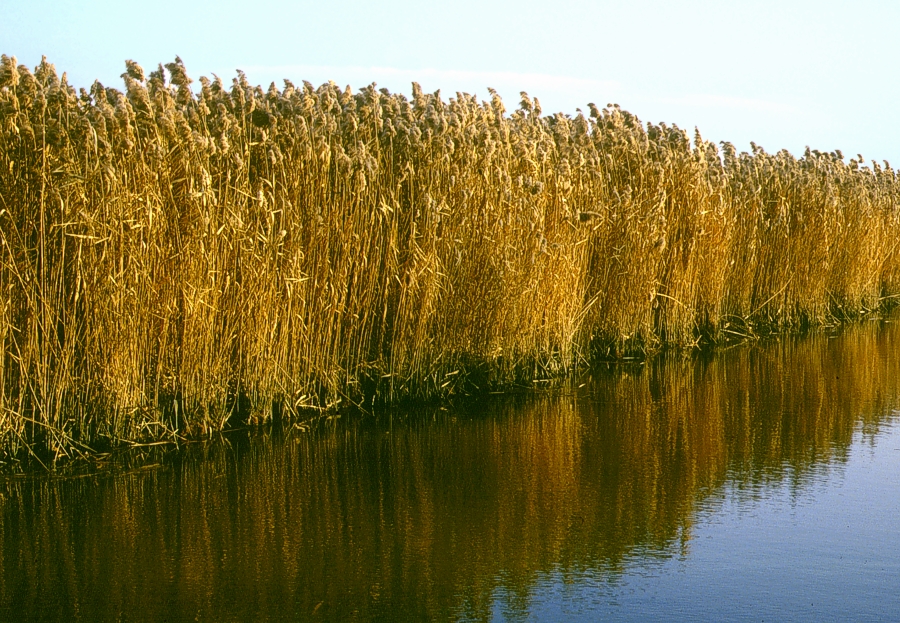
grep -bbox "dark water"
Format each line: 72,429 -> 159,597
3,318 -> 900,622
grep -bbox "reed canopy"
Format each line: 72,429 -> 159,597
1,55 -> 899,459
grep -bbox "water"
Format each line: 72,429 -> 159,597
2,318 -> 900,622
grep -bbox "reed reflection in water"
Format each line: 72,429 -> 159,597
2,318 -> 900,622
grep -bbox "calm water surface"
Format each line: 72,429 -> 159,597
3,318 -> 900,622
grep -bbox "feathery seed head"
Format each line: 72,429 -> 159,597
123,60 -> 145,83
0,55 -> 18,88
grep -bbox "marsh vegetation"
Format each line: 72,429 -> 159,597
1,55 -> 899,458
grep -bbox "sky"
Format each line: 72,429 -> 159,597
3,0 -> 899,165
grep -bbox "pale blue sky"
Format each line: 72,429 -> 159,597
3,0 -> 898,165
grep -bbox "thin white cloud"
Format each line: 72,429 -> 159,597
239,64 -> 620,100
659,93 -> 798,115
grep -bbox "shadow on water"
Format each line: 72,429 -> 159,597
2,317 -> 900,621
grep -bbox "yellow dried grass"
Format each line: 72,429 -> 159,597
1,55 -> 898,458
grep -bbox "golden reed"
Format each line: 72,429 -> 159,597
1,55 -> 899,458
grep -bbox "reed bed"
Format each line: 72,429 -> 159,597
1,55 -> 899,458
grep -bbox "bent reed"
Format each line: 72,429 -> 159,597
1,55 -> 899,460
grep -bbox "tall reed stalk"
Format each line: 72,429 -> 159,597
1,55 -> 899,458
